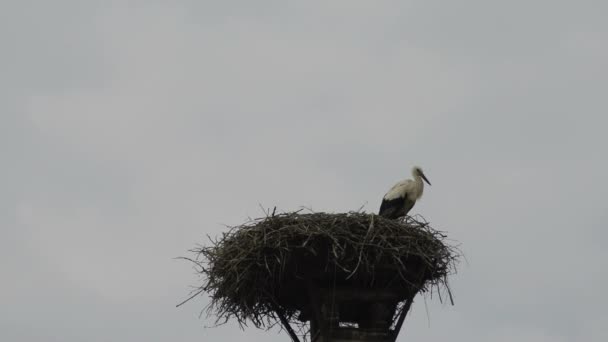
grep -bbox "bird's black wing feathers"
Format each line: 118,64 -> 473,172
379,196 -> 406,219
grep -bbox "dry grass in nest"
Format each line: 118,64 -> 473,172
180,210 -> 460,329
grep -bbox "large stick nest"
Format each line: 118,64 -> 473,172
185,210 -> 459,329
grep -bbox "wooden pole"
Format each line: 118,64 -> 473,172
306,279 -> 328,341
391,296 -> 415,342
271,302 -> 301,342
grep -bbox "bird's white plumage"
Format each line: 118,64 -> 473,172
383,179 -> 421,201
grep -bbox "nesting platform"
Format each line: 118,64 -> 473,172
187,211 -> 458,342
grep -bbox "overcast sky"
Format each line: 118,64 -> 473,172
2,1 -> 607,341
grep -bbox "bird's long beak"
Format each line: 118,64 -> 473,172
421,173 -> 431,186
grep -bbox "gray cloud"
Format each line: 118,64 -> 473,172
2,1 -> 607,341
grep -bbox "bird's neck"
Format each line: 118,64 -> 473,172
411,176 -> 424,199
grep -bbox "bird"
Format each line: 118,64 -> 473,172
379,166 -> 431,219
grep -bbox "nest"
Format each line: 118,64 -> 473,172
183,210 -> 459,330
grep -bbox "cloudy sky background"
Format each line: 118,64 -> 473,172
2,1 -> 607,341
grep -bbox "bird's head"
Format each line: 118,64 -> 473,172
412,166 -> 431,186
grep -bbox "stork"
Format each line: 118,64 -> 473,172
379,166 -> 431,219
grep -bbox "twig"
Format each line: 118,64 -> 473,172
176,288 -> 204,308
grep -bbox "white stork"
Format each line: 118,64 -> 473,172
379,166 -> 431,219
